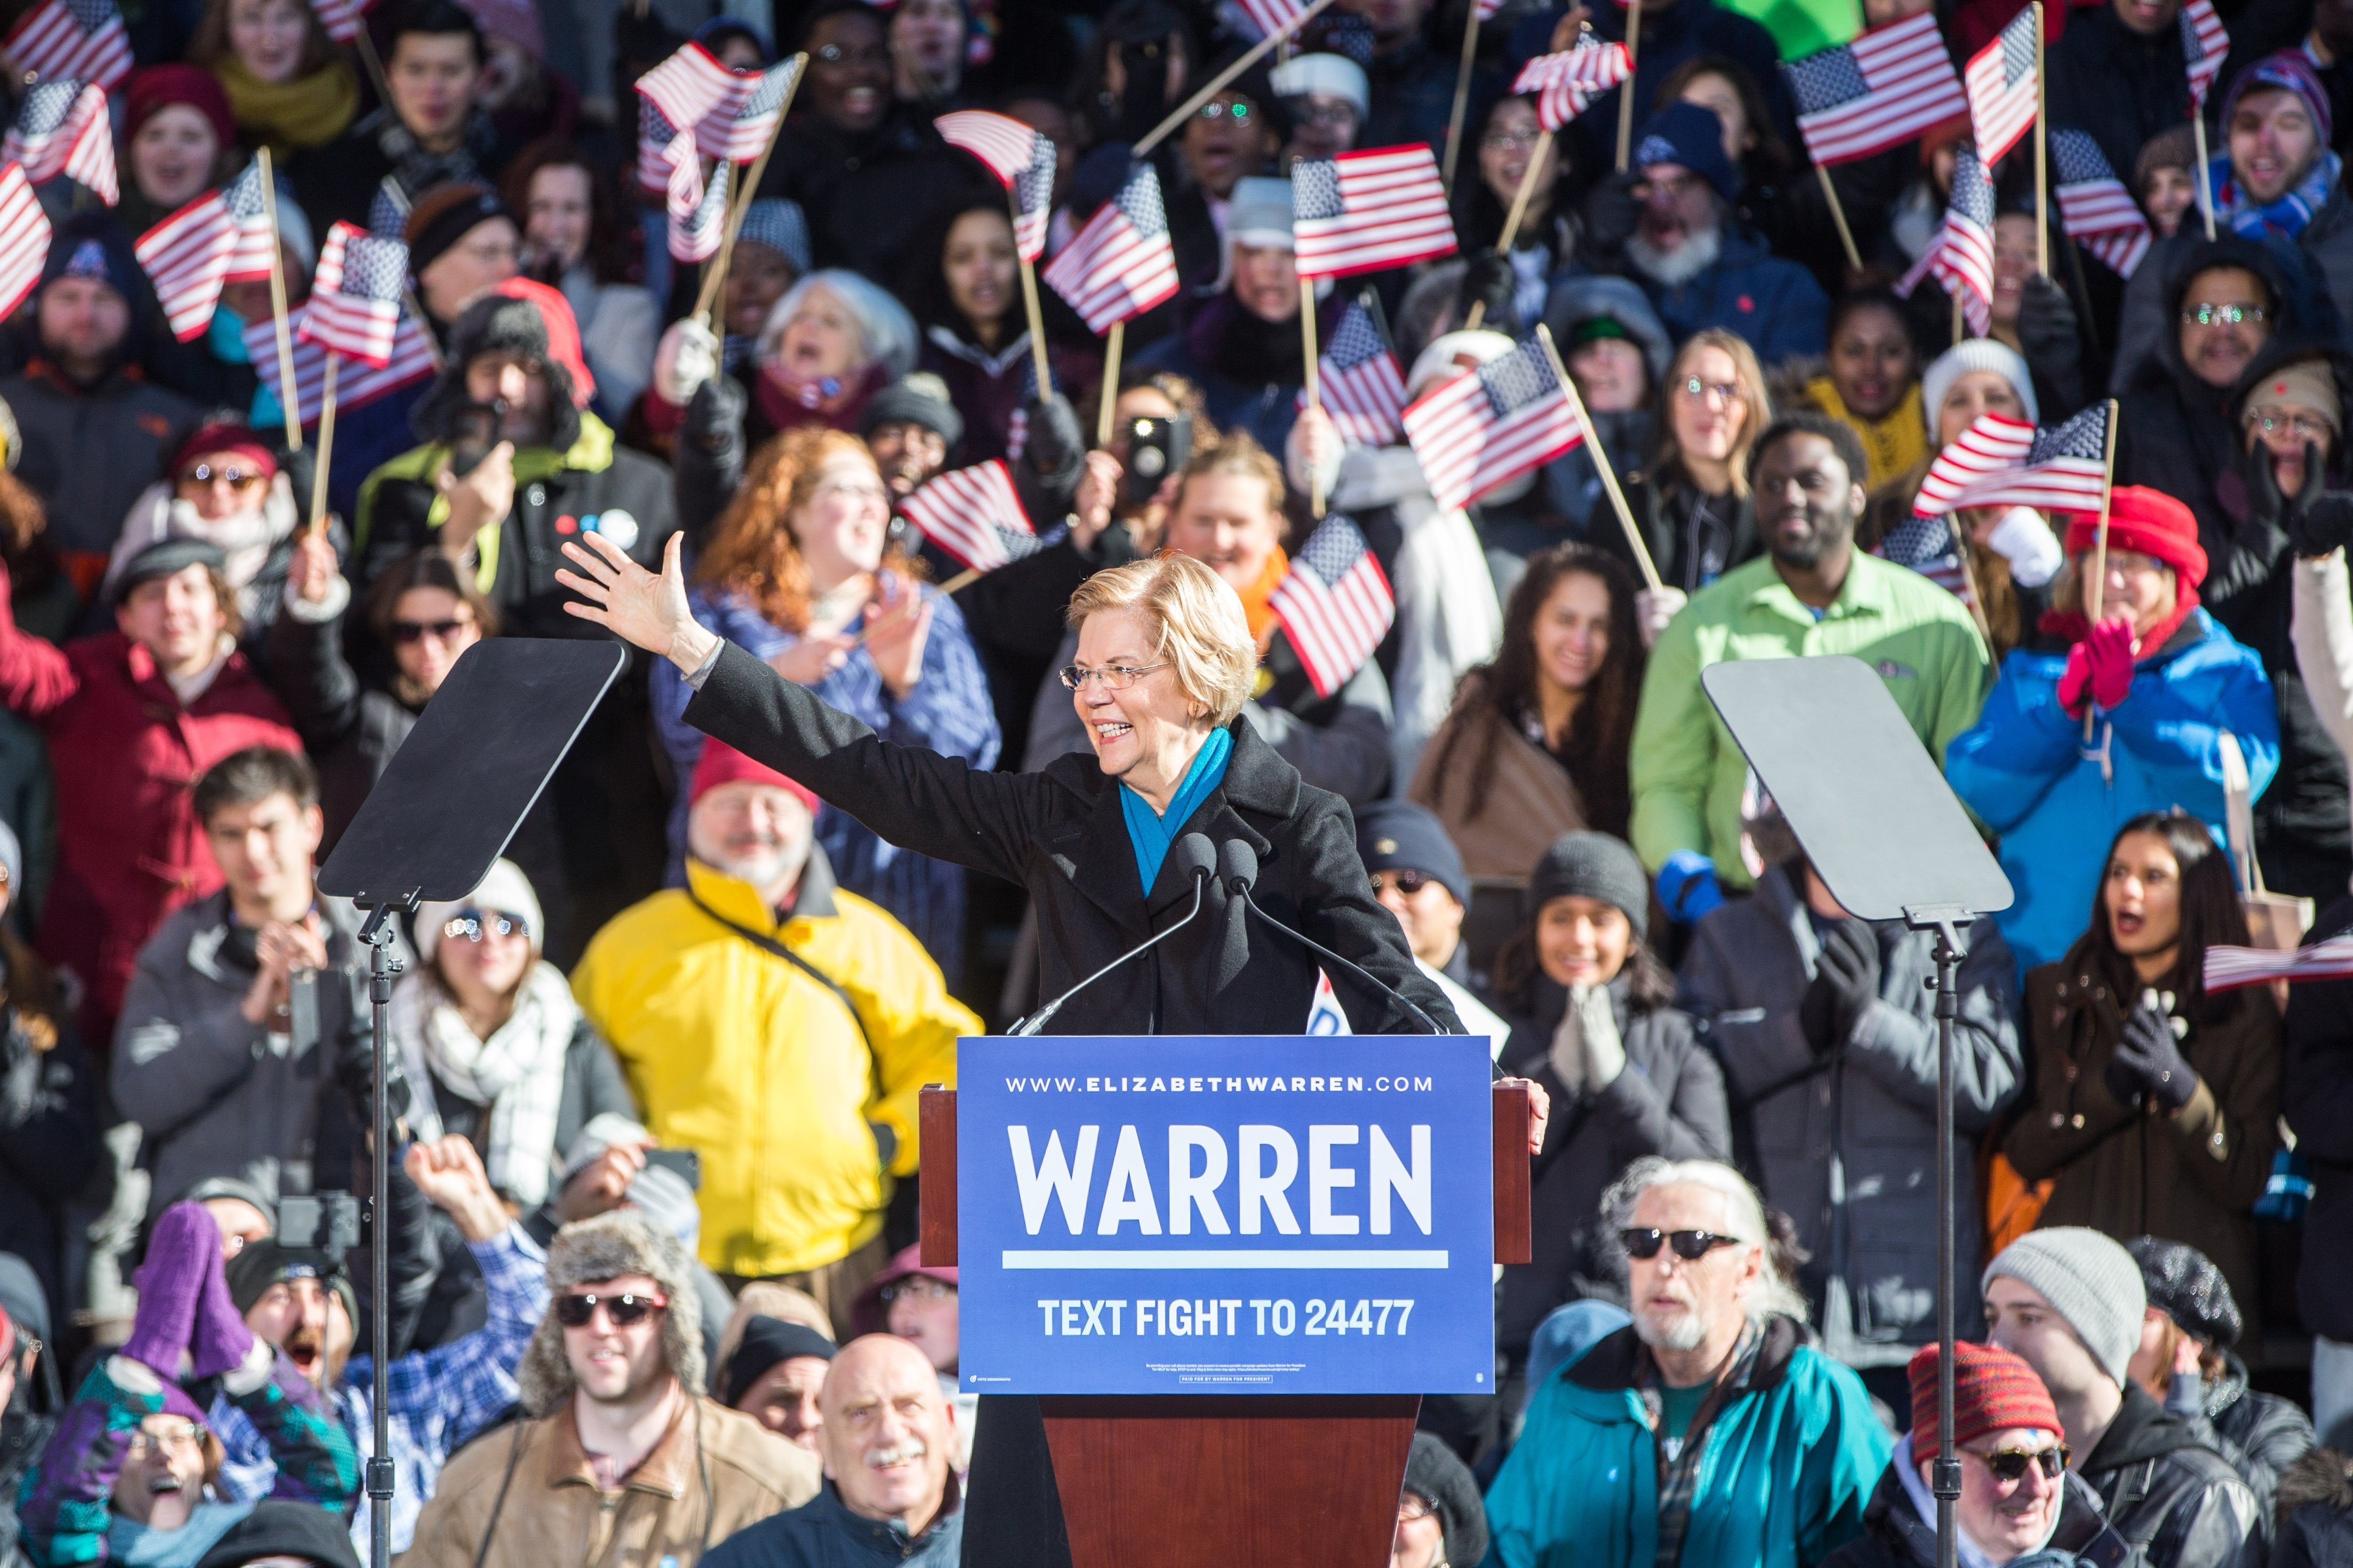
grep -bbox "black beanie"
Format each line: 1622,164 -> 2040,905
723,1315 -> 838,1408
195,1501 -> 362,1568
1403,1431 -> 1487,1568
2128,1236 -> 2242,1350
226,1241 -> 358,1336
1526,832 -> 1650,941
1355,801 -> 1469,907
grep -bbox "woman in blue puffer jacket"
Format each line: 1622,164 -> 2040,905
1946,485 -> 2278,978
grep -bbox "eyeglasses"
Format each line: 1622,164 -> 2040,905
814,41 -> 889,67
2248,409 -> 2334,443
1371,869 -> 1434,896
126,1422 -> 205,1458
179,463 -> 267,489
391,617 -> 471,643
814,476 -> 891,505
554,1291 -> 668,1328
1483,129 -> 1542,151
1197,98 -> 1256,123
1289,99 -> 1359,129
2181,303 -> 2269,327
1678,376 -> 1741,405
1059,662 -> 1167,691
1973,1445 -> 2070,1483
441,909 -> 528,944
1396,1494 -> 1437,1524
879,1277 -> 956,1305
1619,1228 -> 1742,1261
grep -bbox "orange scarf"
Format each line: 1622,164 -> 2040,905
1234,545 -> 1290,647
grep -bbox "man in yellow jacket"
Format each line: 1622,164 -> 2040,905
573,741 -> 972,1328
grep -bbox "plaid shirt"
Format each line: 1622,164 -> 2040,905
1638,1321 -> 1765,1568
213,1224 -> 548,1554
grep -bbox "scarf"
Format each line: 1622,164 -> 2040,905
389,959 -> 577,1206
2213,148 -> 2342,240
755,358 -> 886,434
1805,375 -> 1928,493
1232,546 -> 1290,647
107,1502 -> 253,1568
106,477 -> 297,623
2038,582 -> 2201,651
357,104 -> 494,204
214,57 -> 359,154
1118,726 -> 1233,890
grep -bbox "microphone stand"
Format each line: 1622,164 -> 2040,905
1227,880 -> 1449,1036
1013,870 -> 1211,1036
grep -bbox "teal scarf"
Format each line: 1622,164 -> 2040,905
1118,727 -> 1233,890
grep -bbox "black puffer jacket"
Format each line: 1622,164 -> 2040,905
2272,1447 -> 2353,1568
2169,1357 -> 2315,1532
2078,1383 -> 2263,1568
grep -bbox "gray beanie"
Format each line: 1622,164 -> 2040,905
1921,338 -> 2039,435
1983,1227 -> 2147,1388
1527,832 -> 1651,941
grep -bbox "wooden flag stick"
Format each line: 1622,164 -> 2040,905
2032,2 -> 2049,276
256,147 -> 302,451
1301,277 -> 1325,518
309,353 -> 340,539
1135,0 -> 1336,156
1098,321 -> 1125,447
692,52 -> 809,328
1018,246 -> 1053,399
1615,0 -> 1644,172
1953,288 -> 1965,344
1538,324 -> 1660,590
1817,164 -> 1861,273
2080,395 -> 2123,742
1464,134 -> 1552,331
2192,113 -> 2219,239
1441,0 -> 1482,196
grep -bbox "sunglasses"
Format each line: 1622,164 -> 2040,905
554,1291 -> 667,1328
391,617 -> 471,643
1371,869 -> 1434,896
179,463 -> 268,489
1974,1446 -> 2069,1483
442,909 -> 528,944
1619,1228 -> 1742,1261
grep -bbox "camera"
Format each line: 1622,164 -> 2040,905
276,1192 -> 363,1263
1122,414 -> 1193,508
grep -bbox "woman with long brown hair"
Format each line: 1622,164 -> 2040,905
648,428 -> 999,980
1610,329 -> 1771,620
1410,544 -> 1645,878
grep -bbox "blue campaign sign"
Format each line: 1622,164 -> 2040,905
957,1034 -> 1495,1396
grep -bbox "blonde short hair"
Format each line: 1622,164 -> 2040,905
1065,555 -> 1258,727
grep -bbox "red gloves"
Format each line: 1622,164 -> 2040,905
2058,618 -> 2138,718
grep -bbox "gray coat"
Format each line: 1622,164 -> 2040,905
1677,864 -> 2024,1367
112,891 -> 411,1215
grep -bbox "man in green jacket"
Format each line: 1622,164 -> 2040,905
1628,413 -> 1990,919
1483,1157 -> 1890,1568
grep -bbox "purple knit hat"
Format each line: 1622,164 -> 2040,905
2221,50 -> 2333,148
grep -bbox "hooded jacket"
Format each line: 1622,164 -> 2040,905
2073,1383 -> 2263,1568
1483,1318 -> 1889,1568
1944,608 -> 2279,976
2272,1446 -> 2353,1568
0,361 -> 202,567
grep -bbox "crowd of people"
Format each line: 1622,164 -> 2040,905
12,0 -> 2353,1561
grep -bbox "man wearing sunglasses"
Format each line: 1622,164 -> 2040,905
407,1211 -> 818,1568
1484,1157 -> 1889,1568
1356,802 -> 1509,1057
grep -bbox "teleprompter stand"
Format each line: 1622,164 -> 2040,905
1702,656 -> 2014,1568
316,638 -> 625,1568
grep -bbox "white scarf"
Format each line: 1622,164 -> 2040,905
390,960 -> 577,1206
104,475 -> 298,623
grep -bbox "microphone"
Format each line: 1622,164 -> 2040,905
1216,840 -> 1451,1036
1011,833 -> 1218,1036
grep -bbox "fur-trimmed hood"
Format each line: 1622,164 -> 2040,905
2278,1446 -> 2353,1522
515,1211 -> 704,1416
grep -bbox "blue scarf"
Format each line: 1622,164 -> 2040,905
2213,148 -> 2342,240
108,1502 -> 253,1568
1118,727 -> 1233,891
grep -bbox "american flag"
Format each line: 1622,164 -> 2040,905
1783,13 -> 1970,166
900,460 -> 1042,572
0,163 -> 51,321
367,180 -> 407,236
936,109 -> 1055,261
4,80 -> 113,204
1512,38 -> 1631,131
2052,128 -> 2152,277
245,301 -> 432,425
1400,337 -> 1586,512
220,161 -> 280,284
297,234 -> 406,367
2206,937 -> 2353,992
698,55 -> 801,163
1238,0 -> 1310,42
1041,163 -> 1178,332
1963,7 -> 2039,165
308,0 -> 365,43
1917,405 -> 2110,514
1296,300 -> 1406,446
311,219 -> 356,293
1292,144 -> 1456,280
1897,142 -> 1995,336
663,127 -> 705,229
135,190 -> 240,341
1269,515 -> 1395,698
669,159 -> 729,262
2,0 -> 131,91
2182,0 -> 2229,106
637,98 -> 684,199
634,41 -> 741,134
1877,512 -> 1977,605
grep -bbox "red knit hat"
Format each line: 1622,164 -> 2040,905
1906,1341 -> 2063,1466
168,422 -> 276,483
690,739 -> 818,814
127,66 -> 236,151
2062,486 -> 2208,590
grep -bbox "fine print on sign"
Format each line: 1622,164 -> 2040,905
958,1034 -> 1496,1395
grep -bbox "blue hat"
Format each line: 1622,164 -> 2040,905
736,199 -> 810,276
1355,801 -> 1469,907
2222,50 -> 2333,148
1633,101 -> 1738,205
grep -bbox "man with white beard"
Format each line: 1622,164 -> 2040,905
1483,1157 -> 1890,1568
702,1335 -> 964,1566
1595,102 -> 1828,367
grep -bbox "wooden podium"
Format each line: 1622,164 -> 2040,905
918,1082 -> 1533,1568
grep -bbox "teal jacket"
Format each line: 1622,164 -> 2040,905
1483,1319 -> 1890,1568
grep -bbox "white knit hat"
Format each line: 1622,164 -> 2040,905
1269,52 -> 1368,117
1921,338 -> 2038,435
415,857 -> 544,964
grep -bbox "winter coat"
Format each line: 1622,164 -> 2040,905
571,851 -> 971,1279
1678,864 -> 2023,1366
2272,1446 -> 2353,1568
403,1397 -> 818,1568
1944,609 -> 2280,977
110,890 -> 395,1216
1628,225 -> 1831,369
2283,893 -> 2353,1341
2169,1357 -> 2315,1528
916,328 -> 1061,466
2075,1382 -> 2263,1568
0,561 -> 301,1040
0,978 -> 95,1327
1821,1461 -> 2114,1568
1611,471 -> 1762,595
1133,290 -> 1348,459
1494,975 -> 1732,1358
701,1482 -> 963,1568
752,109 -> 992,284
2005,937 -> 2283,1325
0,363 -> 201,567
1407,674 -> 1591,878
2047,4 -> 2201,195
1483,1318 -> 1890,1568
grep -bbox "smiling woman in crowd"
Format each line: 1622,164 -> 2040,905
191,0 -> 358,155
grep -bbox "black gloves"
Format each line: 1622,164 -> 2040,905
1580,171 -> 1643,261
684,375 -> 746,458
2015,275 -> 2084,412
2264,440 -> 2353,558
2105,994 -> 2198,1112
1799,919 -> 1881,1055
1459,251 -> 1517,330
1021,392 -> 1087,508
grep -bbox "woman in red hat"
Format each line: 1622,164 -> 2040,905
1946,485 -> 2280,978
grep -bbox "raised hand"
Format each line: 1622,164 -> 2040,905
559,532 -> 716,672
403,1135 -> 512,1241
863,582 -> 934,697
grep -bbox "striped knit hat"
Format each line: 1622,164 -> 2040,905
1906,1341 -> 2062,1465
